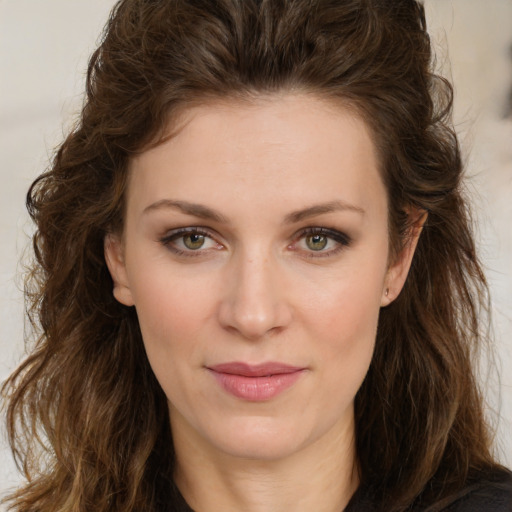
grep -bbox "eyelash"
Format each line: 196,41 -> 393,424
159,226 -> 352,258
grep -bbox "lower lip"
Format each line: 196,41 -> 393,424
209,370 -> 305,401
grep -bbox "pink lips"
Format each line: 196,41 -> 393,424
207,362 -> 306,401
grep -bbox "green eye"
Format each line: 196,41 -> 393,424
305,234 -> 328,251
183,234 -> 206,250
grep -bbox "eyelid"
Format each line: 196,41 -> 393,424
298,227 -> 351,244
160,226 -> 214,242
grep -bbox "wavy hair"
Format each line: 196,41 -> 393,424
2,0 -> 502,510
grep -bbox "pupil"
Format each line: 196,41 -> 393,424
307,234 -> 327,251
184,234 -> 205,250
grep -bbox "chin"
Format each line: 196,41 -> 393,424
202,415 -> 318,461
217,435 -> 305,462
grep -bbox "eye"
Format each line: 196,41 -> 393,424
304,234 -> 329,251
160,228 -> 223,255
292,227 -> 351,257
182,233 -> 207,250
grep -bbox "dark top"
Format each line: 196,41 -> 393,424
344,468 -> 512,511
170,468 -> 512,511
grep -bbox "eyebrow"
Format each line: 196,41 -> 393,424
284,200 -> 365,223
142,199 -> 230,223
142,198 -> 365,224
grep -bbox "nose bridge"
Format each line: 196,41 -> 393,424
218,244 -> 291,340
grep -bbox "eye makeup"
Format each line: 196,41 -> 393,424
159,225 -> 352,260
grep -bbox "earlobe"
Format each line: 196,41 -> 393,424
104,234 -> 135,307
381,211 -> 427,307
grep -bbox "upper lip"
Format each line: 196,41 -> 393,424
207,362 -> 305,377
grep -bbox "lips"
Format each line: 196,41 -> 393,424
209,362 -> 304,377
207,362 -> 306,401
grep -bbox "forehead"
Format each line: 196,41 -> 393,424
126,93 -> 386,221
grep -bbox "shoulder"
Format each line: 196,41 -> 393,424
432,468 -> 512,512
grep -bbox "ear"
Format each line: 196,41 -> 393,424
104,233 -> 135,307
381,210 -> 427,307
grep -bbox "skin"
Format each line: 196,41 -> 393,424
105,93 -> 422,512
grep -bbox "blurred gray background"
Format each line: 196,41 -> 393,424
1,0 -> 511,499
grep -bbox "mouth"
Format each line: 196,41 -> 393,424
206,362 -> 307,401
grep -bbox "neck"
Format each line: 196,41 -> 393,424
172,411 -> 359,512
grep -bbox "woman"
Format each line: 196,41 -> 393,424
2,0 -> 511,511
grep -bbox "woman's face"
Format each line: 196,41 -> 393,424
106,94 -> 415,462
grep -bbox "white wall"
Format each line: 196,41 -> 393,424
1,0 -> 511,499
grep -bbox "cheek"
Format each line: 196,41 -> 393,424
135,286 -> 193,346
130,278 -> 210,412
298,258 -> 386,381
302,258 -> 385,336
126,258 -> 222,372
309,286 -> 380,370
306,289 -> 379,424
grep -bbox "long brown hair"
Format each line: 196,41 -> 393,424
2,1 -> 503,510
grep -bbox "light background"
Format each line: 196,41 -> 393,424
1,0 -> 511,500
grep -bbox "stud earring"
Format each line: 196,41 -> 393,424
385,288 -> 389,297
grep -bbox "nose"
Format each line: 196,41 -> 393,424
217,250 -> 293,341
